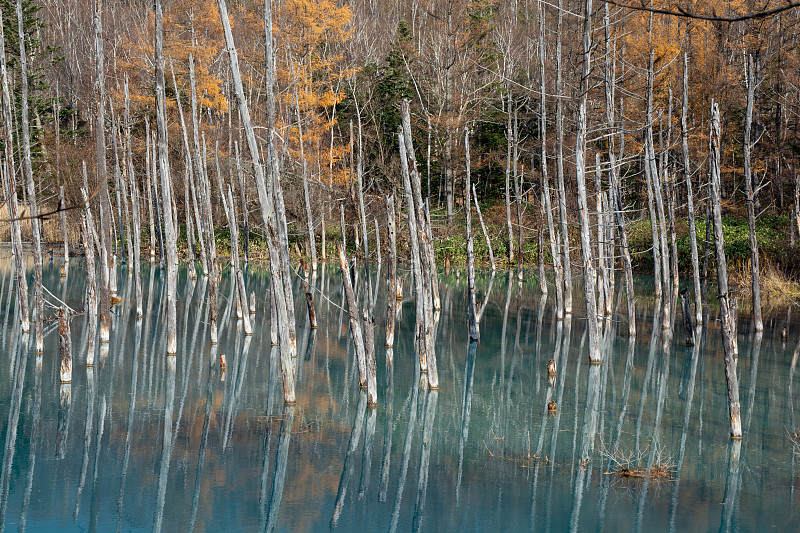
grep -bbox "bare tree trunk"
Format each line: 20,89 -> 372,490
555,0 -> 572,313
666,90 -> 679,303
356,108 -> 369,275
338,243 -> 367,388
465,129 -> 479,341
513,105 -> 523,280
17,0 -> 43,352
223,0 -> 294,401
505,95 -> 514,264
59,185 -> 69,262
155,0 -> 178,355
594,153 -> 606,318
401,102 -> 440,310
710,101 -> 742,439
59,307 -> 72,383
539,1 -> 563,317
385,195 -> 397,347
81,182 -> 97,366
743,54 -> 763,332
0,13 -> 26,332
473,184 -> 495,271
374,218 -> 381,265
124,79 -> 143,317
682,53 -> 702,327
145,119 -> 156,260
576,0 -> 600,363
294,82 -> 317,270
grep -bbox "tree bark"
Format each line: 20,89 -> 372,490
385,195 -> 397,347
710,101 -> 742,439
155,0 -> 178,355
743,54 -> 763,332
576,0 -> 601,363
18,0 -> 43,352
465,129 -> 479,341
59,307 -> 72,383
682,53 -> 703,327
555,0 -> 572,313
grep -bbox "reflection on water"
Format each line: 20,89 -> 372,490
0,258 -> 799,531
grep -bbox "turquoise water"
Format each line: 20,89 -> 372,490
0,258 -> 797,532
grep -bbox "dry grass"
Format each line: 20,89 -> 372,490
731,258 -> 800,308
598,441 -> 676,481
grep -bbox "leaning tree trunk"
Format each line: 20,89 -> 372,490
220,0 -> 295,402
743,54 -> 763,332
710,100 -> 742,439
17,0 -> 43,352
575,0 -> 600,364
473,184 -> 495,271
465,129 -> 479,341
682,53 -> 703,326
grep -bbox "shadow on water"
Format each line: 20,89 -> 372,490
0,261 -> 799,531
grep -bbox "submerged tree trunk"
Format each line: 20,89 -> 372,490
743,54 -> 763,332
465,130 -> 479,341
155,0 -> 178,355
682,53 -> 703,326
385,195 -> 397,347
576,0 -> 600,363
555,0 -> 572,313
0,14 -> 27,332
221,0 -> 295,402
710,101 -> 742,439
18,0 -> 43,352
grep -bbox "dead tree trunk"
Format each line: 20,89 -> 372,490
222,0 -> 294,402
385,195 -> 397,347
682,53 -> 703,327
145,119 -> 156,260
555,0 -> 572,313
505,95 -> 515,264
0,14 -> 27,332
124,79 -> 143,317
465,129 -> 479,341
17,0 -> 43,352
338,243 -> 367,387
539,0 -> 563,317
94,4 -> 114,336
80,182 -> 97,366
743,54 -> 763,332
472,184 -> 495,271
576,0 -> 600,363
59,185 -> 69,262
710,101 -> 742,439
155,0 -> 178,355
59,307 -> 72,383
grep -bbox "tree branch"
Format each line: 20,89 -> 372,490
605,0 -> 800,22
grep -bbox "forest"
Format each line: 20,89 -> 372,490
3,1 -> 800,530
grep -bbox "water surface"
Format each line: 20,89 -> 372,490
0,257 -> 797,532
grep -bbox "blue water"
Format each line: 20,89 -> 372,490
0,257 -> 797,532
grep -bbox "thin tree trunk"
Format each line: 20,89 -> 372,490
59,185 -> 69,262
145,119 -> 156,260
18,0 -> 43,352
472,183 -> 495,271
224,0 -> 294,401
710,100 -> 742,439
743,54 -> 763,332
124,79 -> 143,317
682,52 -> 702,326
513,105 -> 523,280
294,81 -> 317,270
338,243 -> 367,388
374,218 -> 381,265
555,0 -> 572,313
341,203 -> 347,251
539,0 -> 563,317
505,95 -> 514,264
155,0 -> 178,355
385,195 -> 397,347
594,153 -> 606,318
81,181 -> 97,366
576,0 -> 600,363
465,129 -> 479,341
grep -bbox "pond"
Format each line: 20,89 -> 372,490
0,257 -> 797,532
